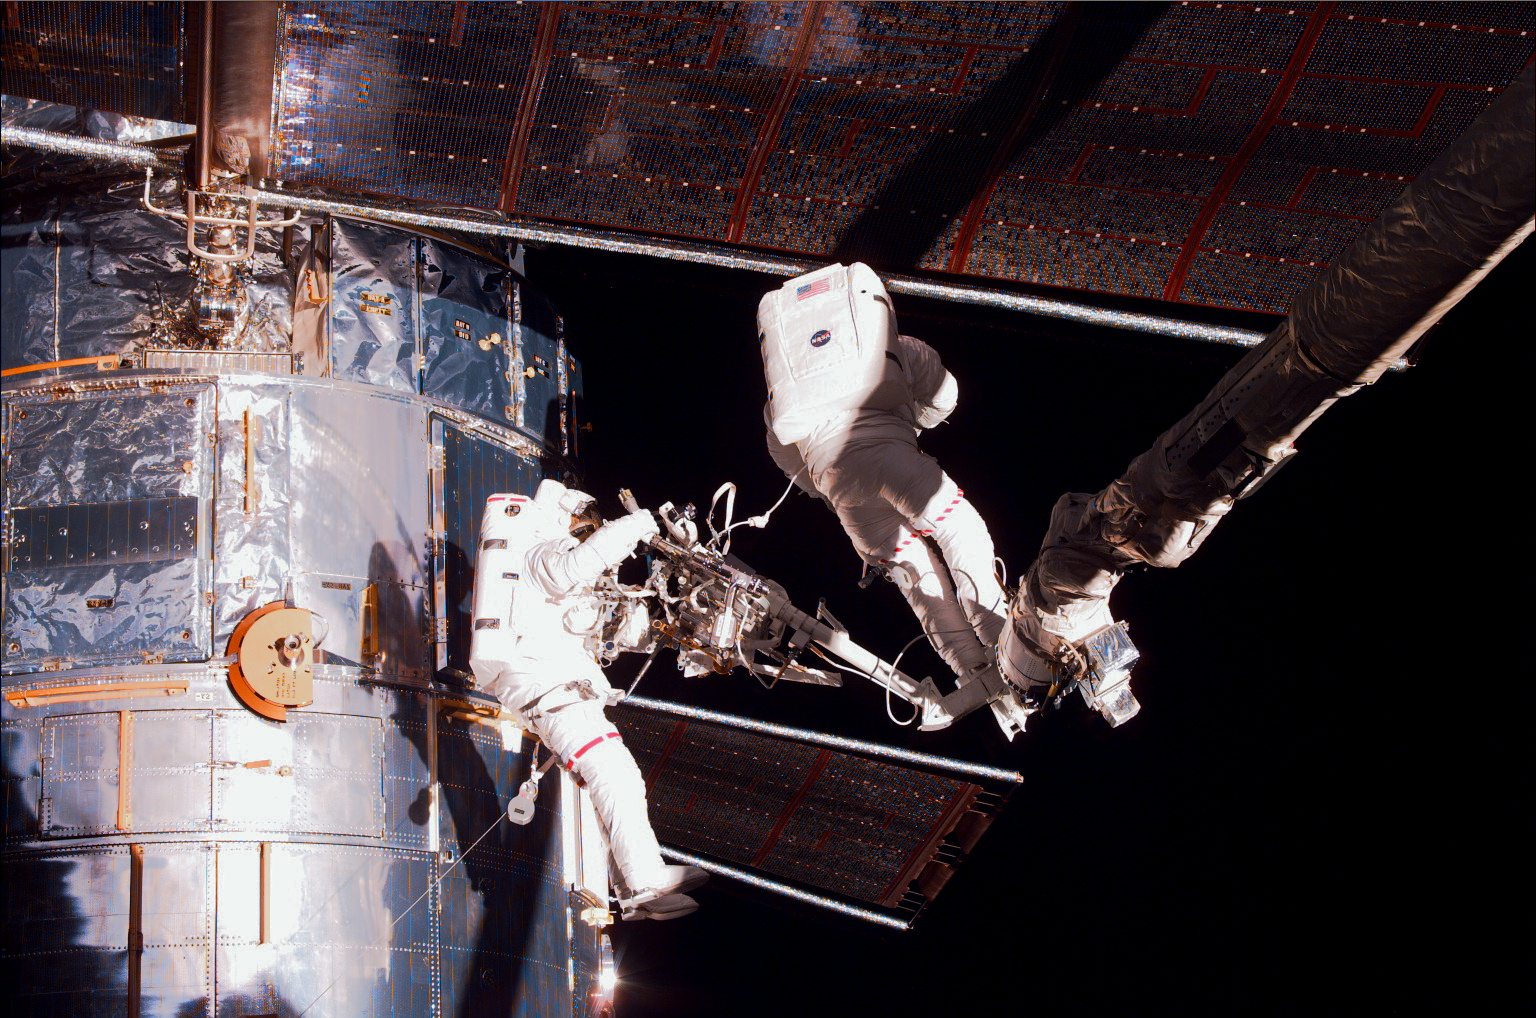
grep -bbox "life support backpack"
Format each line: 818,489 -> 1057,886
758,262 -> 911,446
467,480 -> 593,687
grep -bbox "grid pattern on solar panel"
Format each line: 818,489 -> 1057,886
273,1 -> 538,206
513,6 -> 781,238
614,704 -> 977,905
0,1 -> 185,121
1180,248 -> 1325,313
265,2 -> 1533,314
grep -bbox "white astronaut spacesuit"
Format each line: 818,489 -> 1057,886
468,479 -> 706,920
760,263 -> 1007,683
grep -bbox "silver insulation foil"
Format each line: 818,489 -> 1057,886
3,384 -> 214,671
2,99 -> 299,372
212,381 -> 293,647
328,217 -> 421,391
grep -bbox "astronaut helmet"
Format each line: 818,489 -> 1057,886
533,479 -> 601,540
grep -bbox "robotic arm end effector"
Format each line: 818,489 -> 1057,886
1000,584 -> 1142,728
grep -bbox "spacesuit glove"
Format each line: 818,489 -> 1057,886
584,509 -> 660,569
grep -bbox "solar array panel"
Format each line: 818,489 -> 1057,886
5,2 -> 1532,314
612,701 -> 1008,910
1,1 -> 186,122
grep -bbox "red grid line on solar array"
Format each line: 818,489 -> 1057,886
641,719 -> 690,795
1232,198 -> 1372,222
750,749 -> 832,868
1314,166 -> 1414,181
559,6 -> 745,32
1285,85 -> 1446,138
1163,1 -> 1336,301
995,225 -> 1175,247
500,2 -> 562,213
727,1 -> 827,243
1014,175 -> 1208,204
948,1 -> 1083,271
1075,66 -> 1220,117
1286,165 -> 1320,205
1194,246 -> 1331,267
1334,13 -> 1531,36
1122,60 -> 1524,88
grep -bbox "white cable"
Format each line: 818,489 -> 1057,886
705,481 -> 737,551
709,471 -> 804,555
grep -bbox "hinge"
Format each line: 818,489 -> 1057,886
433,618 -> 449,643
429,445 -> 446,470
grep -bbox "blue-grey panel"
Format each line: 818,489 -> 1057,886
4,849 -> 132,1015
7,497 -> 199,569
2,720 -> 44,843
565,347 -> 586,462
438,717 -> 571,1018
438,425 -> 543,680
329,218 -> 419,392
515,282 -> 563,448
212,711 -> 384,837
381,691 -> 433,850
420,238 -> 515,422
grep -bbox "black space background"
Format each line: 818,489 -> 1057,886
525,239 -> 1528,1018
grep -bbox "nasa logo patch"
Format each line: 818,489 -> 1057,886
810,329 -> 832,347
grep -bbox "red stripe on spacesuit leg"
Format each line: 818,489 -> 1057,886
881,490 -> 961,563
567,731 -> 622,769
880,527 -> 920,565
931,491 -> 965,525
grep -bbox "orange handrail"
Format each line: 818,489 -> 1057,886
1,355 -> 123,378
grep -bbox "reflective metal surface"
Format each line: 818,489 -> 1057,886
0,124 -> 176,167
4,215 -> 605,1013
329,217 -> 421,392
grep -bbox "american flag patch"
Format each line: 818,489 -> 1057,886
796,278 -> 831,301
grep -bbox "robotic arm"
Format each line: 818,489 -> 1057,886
1002,66 -> 1534,728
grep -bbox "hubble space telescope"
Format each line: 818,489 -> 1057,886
2,4 -> 1532,1017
